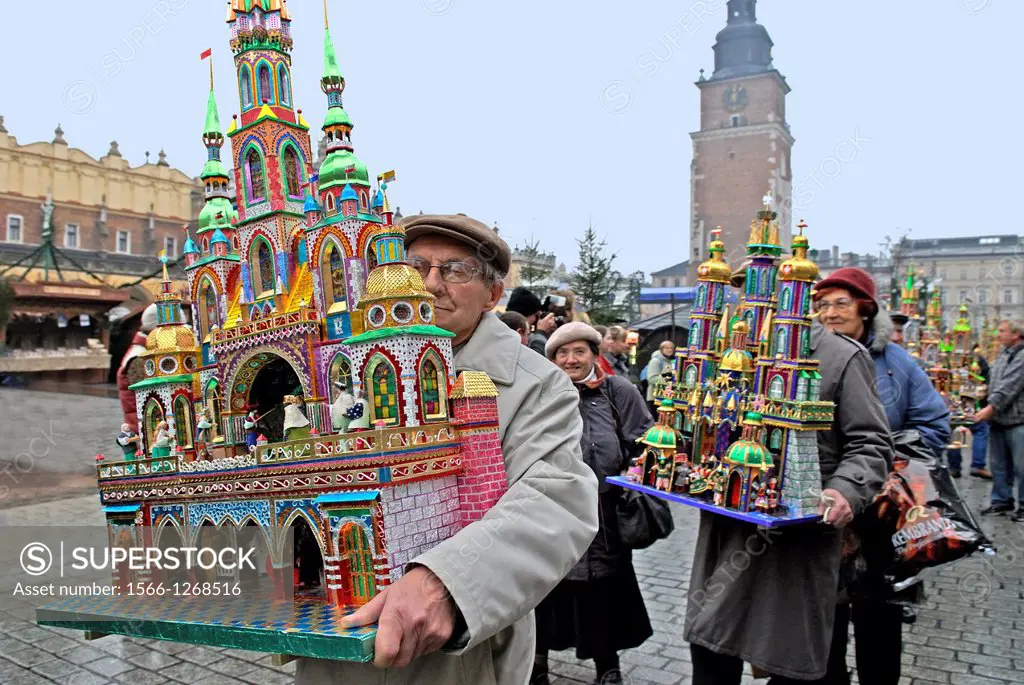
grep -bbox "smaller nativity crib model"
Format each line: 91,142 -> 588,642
37,1 -> 510,664
610,200 -> 835,527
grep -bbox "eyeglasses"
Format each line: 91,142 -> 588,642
813,298 -> 855,313
407,257 -> 480,284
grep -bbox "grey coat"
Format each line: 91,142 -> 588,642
683,322 -> 893,680
568,373 -> 653,581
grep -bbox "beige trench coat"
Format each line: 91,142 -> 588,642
297,312 -> 600,685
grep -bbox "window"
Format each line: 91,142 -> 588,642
320,240 -> 347,313
367,356 -> 399,425
64,224 -> 79,249
115,230 -> 130,254
684,366 -> 697,388
938,268 -> 947,279
1004,289 -> 1014,305
731,115 -> 741,127
240,66 -> 254,109
329,354 -> 353,402
173,395 -> 193,449
246,148 -> 265,202
960,269 -> 968,280
5,215 -> 22,242
779,286 -> 792,312
198,278 -> 219,340
978,288 -> 990,305
770,429 -> 782,451
204,380 -> 222,441
796,374 -> 809,401
774,327 -> 788,357
164,235 -> 176,257
959,289 -> 969,303
768,375 -> 785,400
419,354 -> 446,420
257,63 -> 273,105
283,147 -> 302,198
278,64 -> 291,107
674,278 -> 681,287
250,238 -> 275,297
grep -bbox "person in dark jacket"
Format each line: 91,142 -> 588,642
506,286 -> 556,357
813,267 -> 950,685
533,322 -> 654,685
600,325 -> 632,377
685,317 -> 892,684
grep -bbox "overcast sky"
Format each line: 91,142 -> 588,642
2,0 -> 1018,275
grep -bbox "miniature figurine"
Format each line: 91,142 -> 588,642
282,395 -> 311,442
712,466 -> 727,506
688,469 -> 709,495
625,452 -> 646,483
672,460 -> 691,493
331,381 -> 356,433
766,477 -> 780,512
753,481 -> 769,513
650,458 -> 673,492
116,423 -> 139,461
243,409 -> 260,452
346,389 -> 370,431
195,408 -> 213,444
151,421 -> 174,458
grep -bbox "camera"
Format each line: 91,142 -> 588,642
542,294 -> 568,328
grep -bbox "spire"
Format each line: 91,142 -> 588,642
204,86 -> 221,137
711,1 -> 775,80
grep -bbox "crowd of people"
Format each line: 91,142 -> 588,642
115,212 -> 1021,685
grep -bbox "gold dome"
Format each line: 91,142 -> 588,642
720,345 -> 754,374
364,263 -> 430,299
145,325 -> 199,354
780,222 -> 819,282
697,233 -> 732,283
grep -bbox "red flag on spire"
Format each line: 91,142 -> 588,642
200,48 -> 213,60
344,165 -> 356,174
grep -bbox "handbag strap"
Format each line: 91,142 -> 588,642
600,377 -> 638,471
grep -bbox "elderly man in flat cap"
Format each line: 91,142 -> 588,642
297,214 -> 599,685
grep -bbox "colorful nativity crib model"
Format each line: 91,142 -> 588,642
610,200 -> 835,527
37,1 -> 510,662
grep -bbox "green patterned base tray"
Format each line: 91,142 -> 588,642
36,594 -> 376,662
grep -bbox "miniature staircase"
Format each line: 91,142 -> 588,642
286,262 -> 313,311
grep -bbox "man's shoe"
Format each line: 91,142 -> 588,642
981,503 -> 1015,515
971,468 -> 993,479
950,469 -> 962,478
593,671 -> 624,685
1012,509 -> 1024,523
901,605 -> 917,624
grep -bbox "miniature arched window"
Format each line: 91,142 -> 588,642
360,191 -> 369,209
696,285 -> 706,308
796,373 -> 810,401
246,148 -> 265,203
173,395 -> 193,449
232,235 -> 240,250
324,193 -> 335,214
744,309 -> 755,334
715,287 -> 724,308
684,365 -> 697,388
257,63 -> 273,105
809,373 -> 821,401
283,146 -> 302,198
774,327 -> 788,357
329,353 -> 353,402
239,65 -> 254,109
202,237 -> 210,253
251,237 -> 275,297
365,241 -> 379,272
367,356 -> 399,426
419,353 -> 446,420
198,277 -> 219,341
204,379 -> 222,442
320,240 -> 347,313
780,286 -> 792,312
144,398 -> 164,452
768,375 -> 785,400
770,429 -> 782,451
278,64 -> 291,107
748,270 -> 758,296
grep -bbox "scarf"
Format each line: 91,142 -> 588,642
574,362 -> 606,392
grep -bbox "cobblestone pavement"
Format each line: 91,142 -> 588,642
0,391 -> 1022,684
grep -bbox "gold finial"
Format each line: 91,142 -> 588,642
323,0 -> 329,28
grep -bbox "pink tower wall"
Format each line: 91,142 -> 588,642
451,395 -> 508,527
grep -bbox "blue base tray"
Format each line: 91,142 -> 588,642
606,476 -> 822,528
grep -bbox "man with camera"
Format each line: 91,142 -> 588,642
506,287 -> 560,356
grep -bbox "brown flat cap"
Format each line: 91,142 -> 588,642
401,213 -> 511,276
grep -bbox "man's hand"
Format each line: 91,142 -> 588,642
535,313 -> 556,334
971,405 -> 995,423
819,488 -> 853,528
340,565 -> 457,669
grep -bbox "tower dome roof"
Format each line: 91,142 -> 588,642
145,325 -> 199,354
182,235 -> 200,255
211,228 -> 230,245
698,230 -> 732,283
340,183 -> 359,202
197,197 -> 237,233
364,263 -> 430,300
711,0 -> 775,80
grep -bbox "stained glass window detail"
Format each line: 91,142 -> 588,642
173,396 -> 192,448
329,354 -> 353,402
420,357 -> 444,419
205,380 -> 221,441
247,149 -> 264,201
684,366 -> 697,388
797,374 -> 809,401
278,65 -> 291,106
768,375 -> 784,400
780,286 -> 792,312
200,279 -> 218,339
370,359 -> 398,424
774,327 -> 788,357
253,240 -> 274,295
240,66 -> 253,109
770,429 -> 782,450
283,147 -> 301,198
257,63 -> 273,105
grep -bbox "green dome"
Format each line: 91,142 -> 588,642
319,149 -> 369,190
197,197 -> 237,234
201,158 -> 229,180
640,424 -> 677,450
725,439 -> 773,469
323,106 -> 353,129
